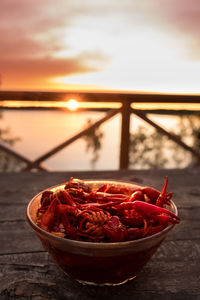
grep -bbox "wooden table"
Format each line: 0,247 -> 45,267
0,169 -> 199,300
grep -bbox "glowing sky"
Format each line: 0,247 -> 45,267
1,0 -> 200,93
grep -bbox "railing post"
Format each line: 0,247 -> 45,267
120,99 -> 131,169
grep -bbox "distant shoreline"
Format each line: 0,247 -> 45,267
0,106 -> 200,115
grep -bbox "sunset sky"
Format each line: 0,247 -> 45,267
1,0 -> 200,93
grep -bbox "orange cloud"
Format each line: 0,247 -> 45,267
1,0 -> 200,92
0,0 -> 109,89
0,53 -> 108,89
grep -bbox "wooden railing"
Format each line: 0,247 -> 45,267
1,90 -> 200,171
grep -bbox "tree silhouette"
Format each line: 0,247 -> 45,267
83,119 -> 104,169
0,112 -> 22,171
83,114 -> 200,170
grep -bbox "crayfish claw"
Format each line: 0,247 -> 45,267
132,201 -> 180,224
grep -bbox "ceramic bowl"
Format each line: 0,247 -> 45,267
26,180 -> 178,286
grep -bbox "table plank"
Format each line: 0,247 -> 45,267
0,240 -> 199,300
0,169 -> 200,299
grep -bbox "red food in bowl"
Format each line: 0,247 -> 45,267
26,178 -> 179,285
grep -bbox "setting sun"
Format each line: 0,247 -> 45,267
65,99 -> 79,111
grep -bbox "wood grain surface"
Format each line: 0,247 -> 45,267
0,169 -> 200,300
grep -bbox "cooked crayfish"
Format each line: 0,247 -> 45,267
36,176 -> 180,242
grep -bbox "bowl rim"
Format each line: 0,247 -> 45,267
26,179 -> 178,249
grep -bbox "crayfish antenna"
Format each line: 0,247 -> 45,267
161,176 -> 168,196
156,176 -> 172,207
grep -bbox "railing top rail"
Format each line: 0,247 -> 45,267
1,90 -> 200,103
